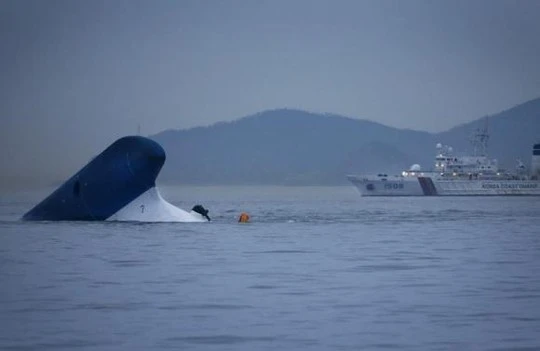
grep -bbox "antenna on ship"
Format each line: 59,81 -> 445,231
471,116 -> 489,156
137,124 -> 141,136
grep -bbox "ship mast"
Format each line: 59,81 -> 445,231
470,117 -> 489,156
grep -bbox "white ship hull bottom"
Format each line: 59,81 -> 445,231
107,187 -> 208,222
347,176 -> 540,196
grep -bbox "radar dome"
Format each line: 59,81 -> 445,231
409,164 -> 421,171
436,143 -> 442,149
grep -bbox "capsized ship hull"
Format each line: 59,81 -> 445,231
22,136 -> 209,222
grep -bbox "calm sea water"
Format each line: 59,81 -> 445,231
1,186 -> 540,350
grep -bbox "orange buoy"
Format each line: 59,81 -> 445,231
238,212 -> 250,223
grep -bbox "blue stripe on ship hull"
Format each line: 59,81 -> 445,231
417,177 -> 438,196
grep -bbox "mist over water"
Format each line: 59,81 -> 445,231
1,186 -> 540,350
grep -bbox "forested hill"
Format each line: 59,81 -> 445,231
151,98 -> 540,185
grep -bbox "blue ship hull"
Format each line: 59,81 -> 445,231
22,136 -> 166,221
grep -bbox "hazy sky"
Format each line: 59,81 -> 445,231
1,0 -> 540,184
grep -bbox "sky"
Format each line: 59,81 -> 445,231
1,0 -> 540,186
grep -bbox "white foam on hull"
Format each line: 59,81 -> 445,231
107,187 -> 208,222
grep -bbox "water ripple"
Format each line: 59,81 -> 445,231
163,334 -> 276,345
157,303 -> 254,310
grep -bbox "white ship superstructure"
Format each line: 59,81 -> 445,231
347,128 -> 540,196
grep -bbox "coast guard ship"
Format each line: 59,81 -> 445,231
347,128 -> 540,196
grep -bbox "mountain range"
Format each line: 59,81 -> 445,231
151,98 -> 540,185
